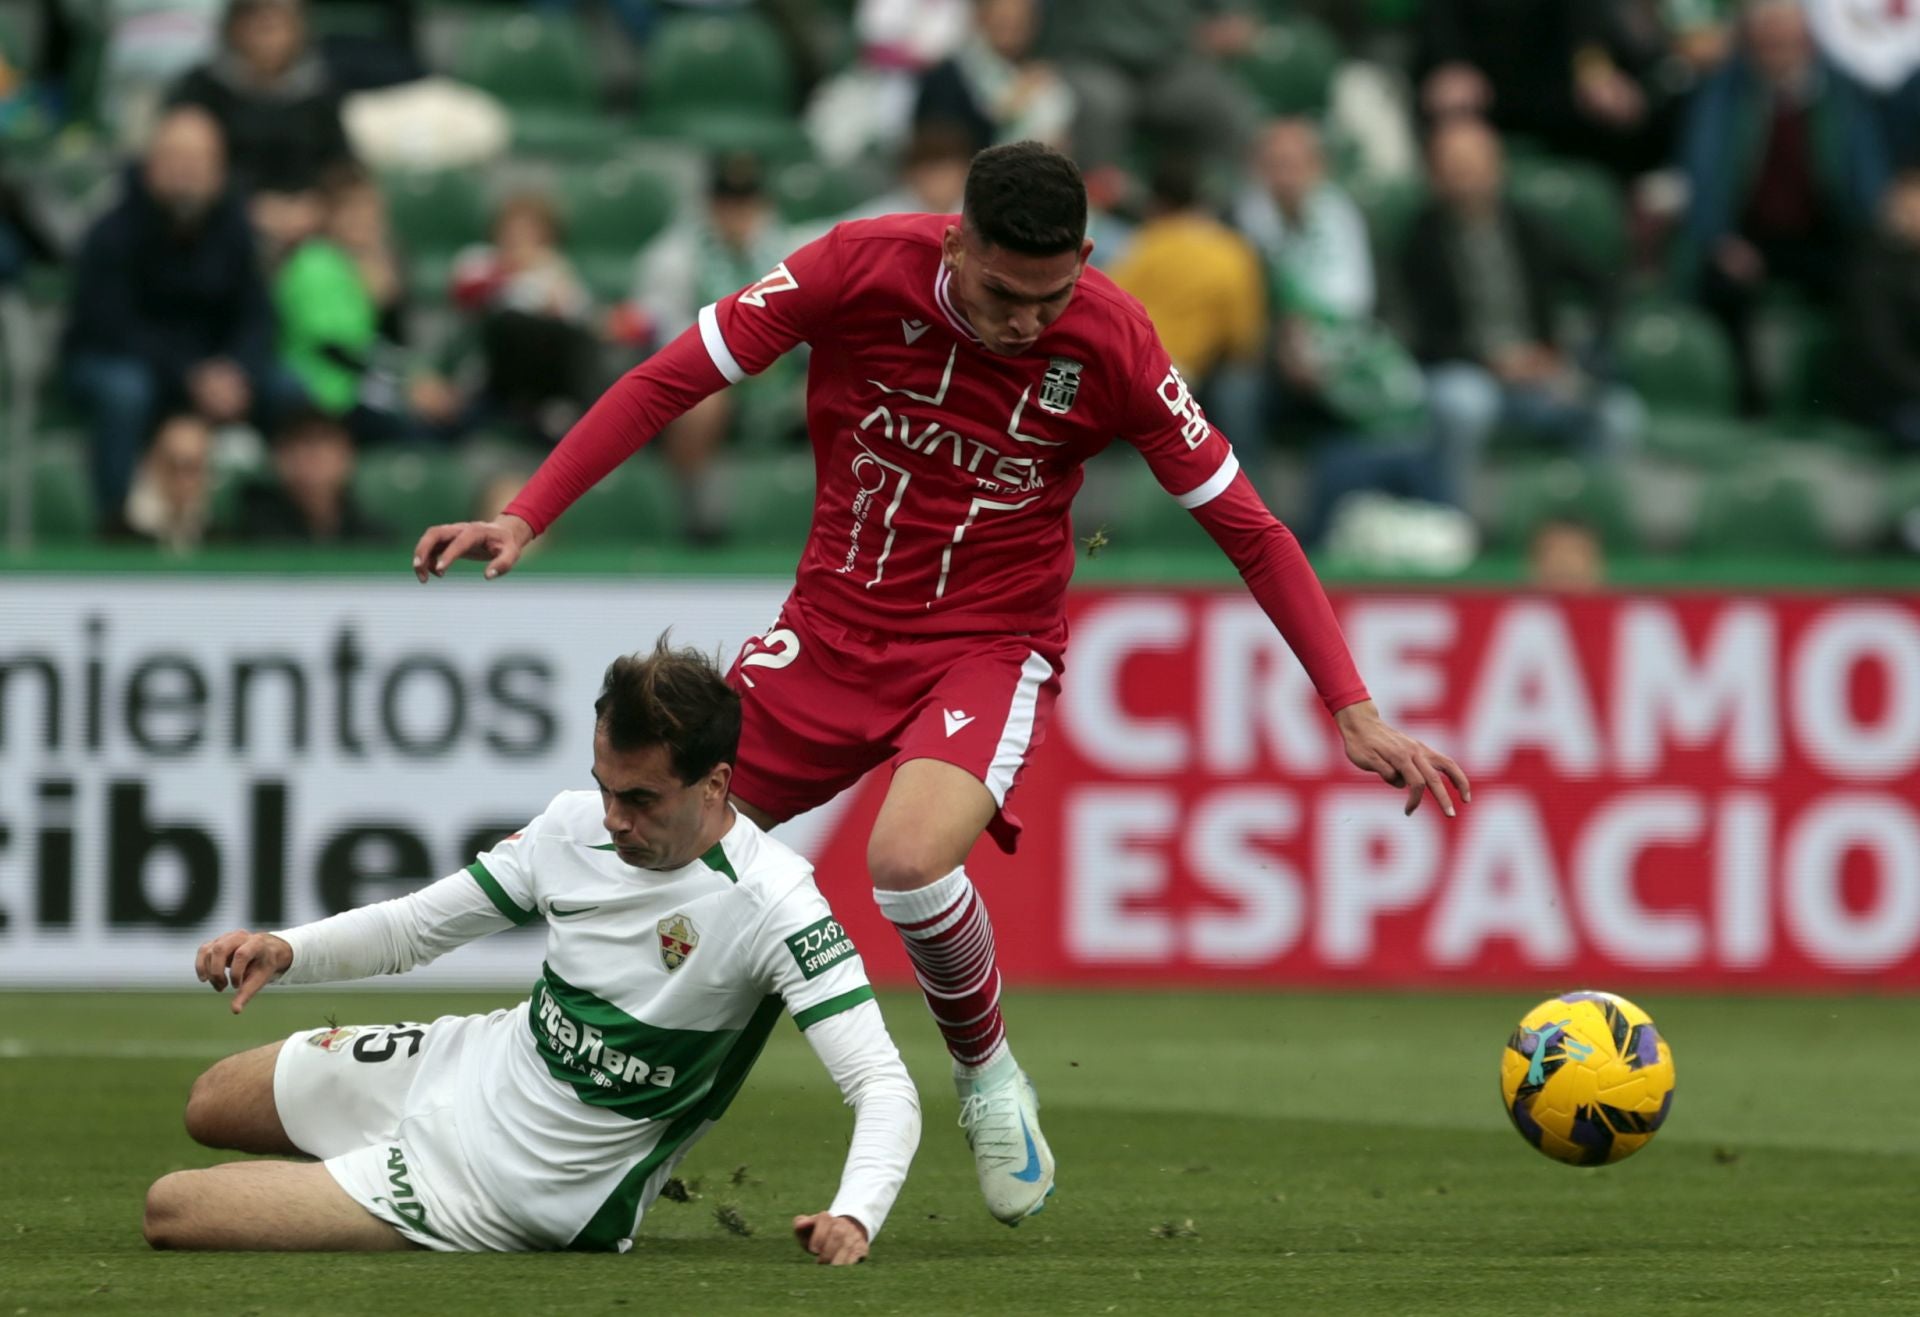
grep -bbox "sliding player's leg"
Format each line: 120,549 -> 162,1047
183,1041 -> 299,1154
187,1022 -> 425,1165
143,1160 -> 420,1251
869,759 -> 1056,1226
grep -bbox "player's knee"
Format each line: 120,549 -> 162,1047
867,831 -> 951,892
182,1067 -> 228,1147
183,1053 -> 262,1147
142,1173 -> 193,1250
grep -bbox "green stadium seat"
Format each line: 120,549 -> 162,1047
382,169 -> 489,299
0,444 -> 95,543
558,161 -> 681,303
1886,460 -> 1920,549
1775,415 -> 1884,458
538,457 -> 679,548
1234,16 -> 1341,117
1690,467 -> 1828,555
1495,459 -> 1635,552
1507,156 -> 1626,274
1757,297 -> 1837,422
1641,412 -> 1761,466
773,159 -> 887,227
1346,172 -> 1426,260
304,1 -> 390,40
453,13 -> 603,154
351,447 -> 475,532
635,13 -> 809,163
726,454 -> 817,551
1614,300 -> 1737,416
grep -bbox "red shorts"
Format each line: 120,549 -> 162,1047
724,592 -> 1065,853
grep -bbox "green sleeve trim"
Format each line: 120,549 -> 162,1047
791,985 -> 876,1032
467,860 -> 537,926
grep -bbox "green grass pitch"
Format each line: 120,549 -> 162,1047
2,989 -> 1915,1315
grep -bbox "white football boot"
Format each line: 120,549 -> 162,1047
955,1049 -> 1056,1224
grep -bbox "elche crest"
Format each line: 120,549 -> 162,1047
657,914 -> 698,972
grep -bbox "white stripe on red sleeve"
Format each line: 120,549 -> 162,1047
697,302 -> 746,384
1175,450 -> 1241,510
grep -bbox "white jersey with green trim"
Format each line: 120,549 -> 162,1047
273,791 -> 910,1252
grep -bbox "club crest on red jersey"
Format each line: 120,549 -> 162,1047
1038,357 -> 1084,416
658,914 -> 699,972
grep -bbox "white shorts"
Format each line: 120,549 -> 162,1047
274,1012 -> 536,1253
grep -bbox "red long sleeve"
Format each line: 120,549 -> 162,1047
1186,471 -> 1371,716
503,326 -> 729,536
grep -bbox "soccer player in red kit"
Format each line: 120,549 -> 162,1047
415,143 -> 1470,1226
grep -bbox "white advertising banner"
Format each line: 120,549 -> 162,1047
0,577 -> 803,986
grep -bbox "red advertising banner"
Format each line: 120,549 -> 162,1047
813,590 -> 1920,988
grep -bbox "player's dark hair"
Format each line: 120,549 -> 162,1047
594,636 -> 742,783
962,140 -> 1087,256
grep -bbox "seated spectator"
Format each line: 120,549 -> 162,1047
1235,118 -> 1379,410
1674,0 -> 1889,414
1805,0 -> 1920,99
847,123 -> 976,219
1528,514 -> 1607,591
275,165 -> 454,439
1416,0 -> 1675,179
1041,0 -> 1260,188
1842,171 -> 1920,452
306,0 -> 424,91
98,0 -> 225,148
1110,157 -> 1267,455
235,407 -> 388,543
0,166 -> 57,287
62,105 -> 290,529
914,0 -> 1074,154
121,413 -> 216,552
1235,118 -> 1430,541
808,0 -> 974,164
172,0 -> 354,252
1665,0 -> 1734,74
629,153 -> 803,543
1404,117 -> 1640,512
449,192 -> 601,445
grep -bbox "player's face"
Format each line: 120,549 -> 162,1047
591,727 -> 731,871
943,225 -> 1093,356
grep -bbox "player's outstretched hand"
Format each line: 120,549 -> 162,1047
1334,699 -> 1471,818
792,1212 -> 869,1266
412,513 -> 533,583
195,930 -> 294,1014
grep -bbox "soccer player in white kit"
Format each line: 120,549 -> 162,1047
144,640 -> 921,1263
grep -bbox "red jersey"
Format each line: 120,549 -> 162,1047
694,214 -> 1233,633
507,214 -> 1368,714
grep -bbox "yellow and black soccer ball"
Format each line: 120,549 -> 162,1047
1500,991 -> 1675,1166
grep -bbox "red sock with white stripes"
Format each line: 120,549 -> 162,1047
874,866 -> 1009,1073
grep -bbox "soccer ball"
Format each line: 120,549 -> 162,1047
1499,990 -> 1675,1166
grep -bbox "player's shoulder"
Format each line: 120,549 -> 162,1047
711,812 -> 823,913
1067,263 -> 1161,349
825,211 -> 953,253
522,789 -> 609,844
715,811 -> 813,891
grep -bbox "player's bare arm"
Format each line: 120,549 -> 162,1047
412,512 -> 534,582
792,1212 -> 869,1266
195,930 -> 293,1013
1334,700 -> 1473,817
412,326 -> 732,581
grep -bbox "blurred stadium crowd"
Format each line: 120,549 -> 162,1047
2,0 -> 1919,570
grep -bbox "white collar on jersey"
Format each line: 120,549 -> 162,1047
934,264 -> 981,344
